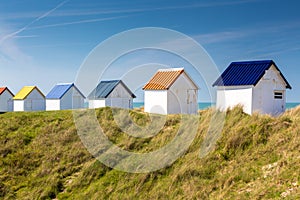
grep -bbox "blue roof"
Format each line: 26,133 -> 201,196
46,83 -> 85,99
88,80 -> 136,99
213,60 -> 291,89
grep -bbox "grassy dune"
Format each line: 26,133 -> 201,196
0,107 -> 299,199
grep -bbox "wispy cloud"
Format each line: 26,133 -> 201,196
193,20 -> 300,45
0,0 -> 69,64
195,31 -> 250,45
13,35 -> 39,39
51,0 -> 265,16
0,0 -> 267,20
31,0 -> 69,23
28,15 -> 131,30
0,35 -> 32,64
0,0 -> 68,44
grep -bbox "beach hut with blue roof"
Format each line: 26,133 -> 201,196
88,80 -> 136,109
213,60 -> 291,115
46,83 -> 85,111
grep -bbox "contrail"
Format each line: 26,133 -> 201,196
28,15 -> 130,30
0,0 -> 69,44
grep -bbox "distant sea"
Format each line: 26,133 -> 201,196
133,102 -> 300,110
133,102 -> 215,110
286,102 -> 300,109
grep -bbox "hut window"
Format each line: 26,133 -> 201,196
274,91 -> 283,99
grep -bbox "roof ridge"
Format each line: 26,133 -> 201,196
231,60 -> 273,64
100,80 -> 120,82
158,68 -> 184,72
56,83 -> 74,85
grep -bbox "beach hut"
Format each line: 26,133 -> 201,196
213,60 -> 292,115
0,87 -> 14,112
88,80 -> 136,109
46,83 -> 85,111
143,68 -> 199,115
13,86 -> 45,111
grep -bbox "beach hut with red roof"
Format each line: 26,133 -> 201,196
143,68 -> 199,114
0,87 -> 14,112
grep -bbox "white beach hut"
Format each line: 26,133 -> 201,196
143,68 -> 199,115
0,87 -> 14,112
88,80 -> 136,109
13,86 -> 46,112
46,83 -> 85,111
213,60 -> 292,115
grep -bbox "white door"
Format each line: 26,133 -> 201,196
273,90 -> 284,114
187,89 -> 197,114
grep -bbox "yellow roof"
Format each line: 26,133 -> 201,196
13,86 -> 44,100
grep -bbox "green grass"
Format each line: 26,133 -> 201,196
0,107 -> 299,199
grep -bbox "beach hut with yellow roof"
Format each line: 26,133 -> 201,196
13,86 -> 45,111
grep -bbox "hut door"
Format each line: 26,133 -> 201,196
273,90 -> 284,114
7,99 -> 13,111
187,89 -> 196,113
25,100 -> 32,110
73,96 -> 81,109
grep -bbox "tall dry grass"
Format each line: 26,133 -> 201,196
0,106 -> 299,199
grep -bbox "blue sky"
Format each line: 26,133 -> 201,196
1,0 -> 300,102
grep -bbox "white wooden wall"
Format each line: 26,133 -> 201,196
216,86 -> 253,115
89,99 -> 106,108
144,90 -> 168,114
14,100 -> 24,111
46,99 -> 60,111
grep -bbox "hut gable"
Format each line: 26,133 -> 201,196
0,87 -> 14,112
0,87 -> 14,96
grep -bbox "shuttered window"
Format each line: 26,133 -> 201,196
274,91 -> 283,99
